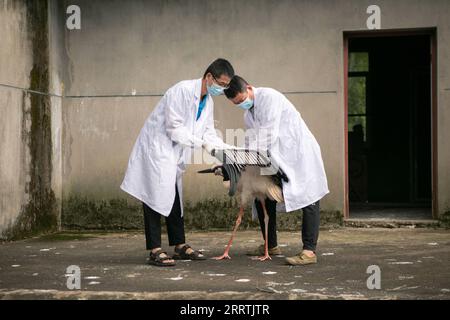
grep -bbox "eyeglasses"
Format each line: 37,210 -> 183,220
211,74 -> 230,89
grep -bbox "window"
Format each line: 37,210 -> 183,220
349,52 -> 369,72
348,52 -> 369,141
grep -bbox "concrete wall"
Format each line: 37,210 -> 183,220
60,0 -> 450,223
0,0 -> 62,239
2,0 -> 450,237
0,0 -> 35,239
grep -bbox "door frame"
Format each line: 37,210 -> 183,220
343,28 -> 438,219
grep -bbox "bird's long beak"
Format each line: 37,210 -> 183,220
197,168 -> 215,174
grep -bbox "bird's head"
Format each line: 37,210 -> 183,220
197,165 -> 230,185
212,165 -> 224,177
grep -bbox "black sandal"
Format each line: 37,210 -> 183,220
173,244 -> 206,260
148,249 -> 176,267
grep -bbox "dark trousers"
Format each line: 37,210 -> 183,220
255,198 -> 278,249
255,199 -> 321,252
142,186 -> 185,250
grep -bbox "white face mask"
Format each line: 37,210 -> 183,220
207,82 -> 225,96
236,96 -> 254,110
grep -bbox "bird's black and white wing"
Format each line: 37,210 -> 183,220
211,148 -> 289,196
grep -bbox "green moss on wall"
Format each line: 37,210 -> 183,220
61,196 -> 343,231
438,211 -> 450,229
62,197 -> 144,230
4,0 -> 58,240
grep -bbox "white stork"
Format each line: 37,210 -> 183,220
198,148 -> 288,261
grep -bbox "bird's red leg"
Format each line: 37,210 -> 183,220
258,201 -> 272,261
213,206 -> 244,260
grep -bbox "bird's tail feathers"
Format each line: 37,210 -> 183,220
267,184 -> 283,203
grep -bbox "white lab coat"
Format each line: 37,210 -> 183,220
244,87 -> 329,217
120,78 -> 224,217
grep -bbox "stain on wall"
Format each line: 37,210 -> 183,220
61,196 -> 343,231
3,0 -> 58,240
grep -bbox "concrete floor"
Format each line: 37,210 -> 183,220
0,228 -> 449,300
349,206 -> 432,220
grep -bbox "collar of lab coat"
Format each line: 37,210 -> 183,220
193,78 -> 203,101
193,78 -> 210,121
245,86 -> 258,120
252,86 -> 259,106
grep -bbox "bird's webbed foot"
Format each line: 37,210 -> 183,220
257,254 -> 272,261
212,253 -> 231,260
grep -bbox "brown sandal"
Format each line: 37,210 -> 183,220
173,244 -> 206,260
148,249 -> 176,267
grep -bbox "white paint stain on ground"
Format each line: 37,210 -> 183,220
262,271 -> 277,275
32,273 -> 39,276
84,276 -> 100,280
389,261 -> 414,265
126,273 -> 141,278
267,281 -> 295,287
387,285 -> 420,291
427,242 -> 438,246
166,274 -> 183,281
399,276 -> 414,280
441,289 -> 450,293
11,265 -> 20,268
291,289 -> 307,293
235,279 -> 251,283
264,287 -> 282,294
322,253 -> 335,256
203,273 -> 226,277
88,281 -> 101,285
278,244 -> 288,247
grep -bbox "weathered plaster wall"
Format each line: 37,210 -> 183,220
0,0 -> 61,239
60,0 -> 450,229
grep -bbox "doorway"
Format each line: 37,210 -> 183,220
344,29 -> 437,220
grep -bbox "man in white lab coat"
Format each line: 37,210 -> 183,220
120,59 -> 234,266
224,75 -> 329,265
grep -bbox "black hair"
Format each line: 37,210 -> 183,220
203,58 -> 235,80
224,75 -> 249,99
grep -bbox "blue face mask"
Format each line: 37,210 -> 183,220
207,82 -> 225,96
237,96 -> 254,110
